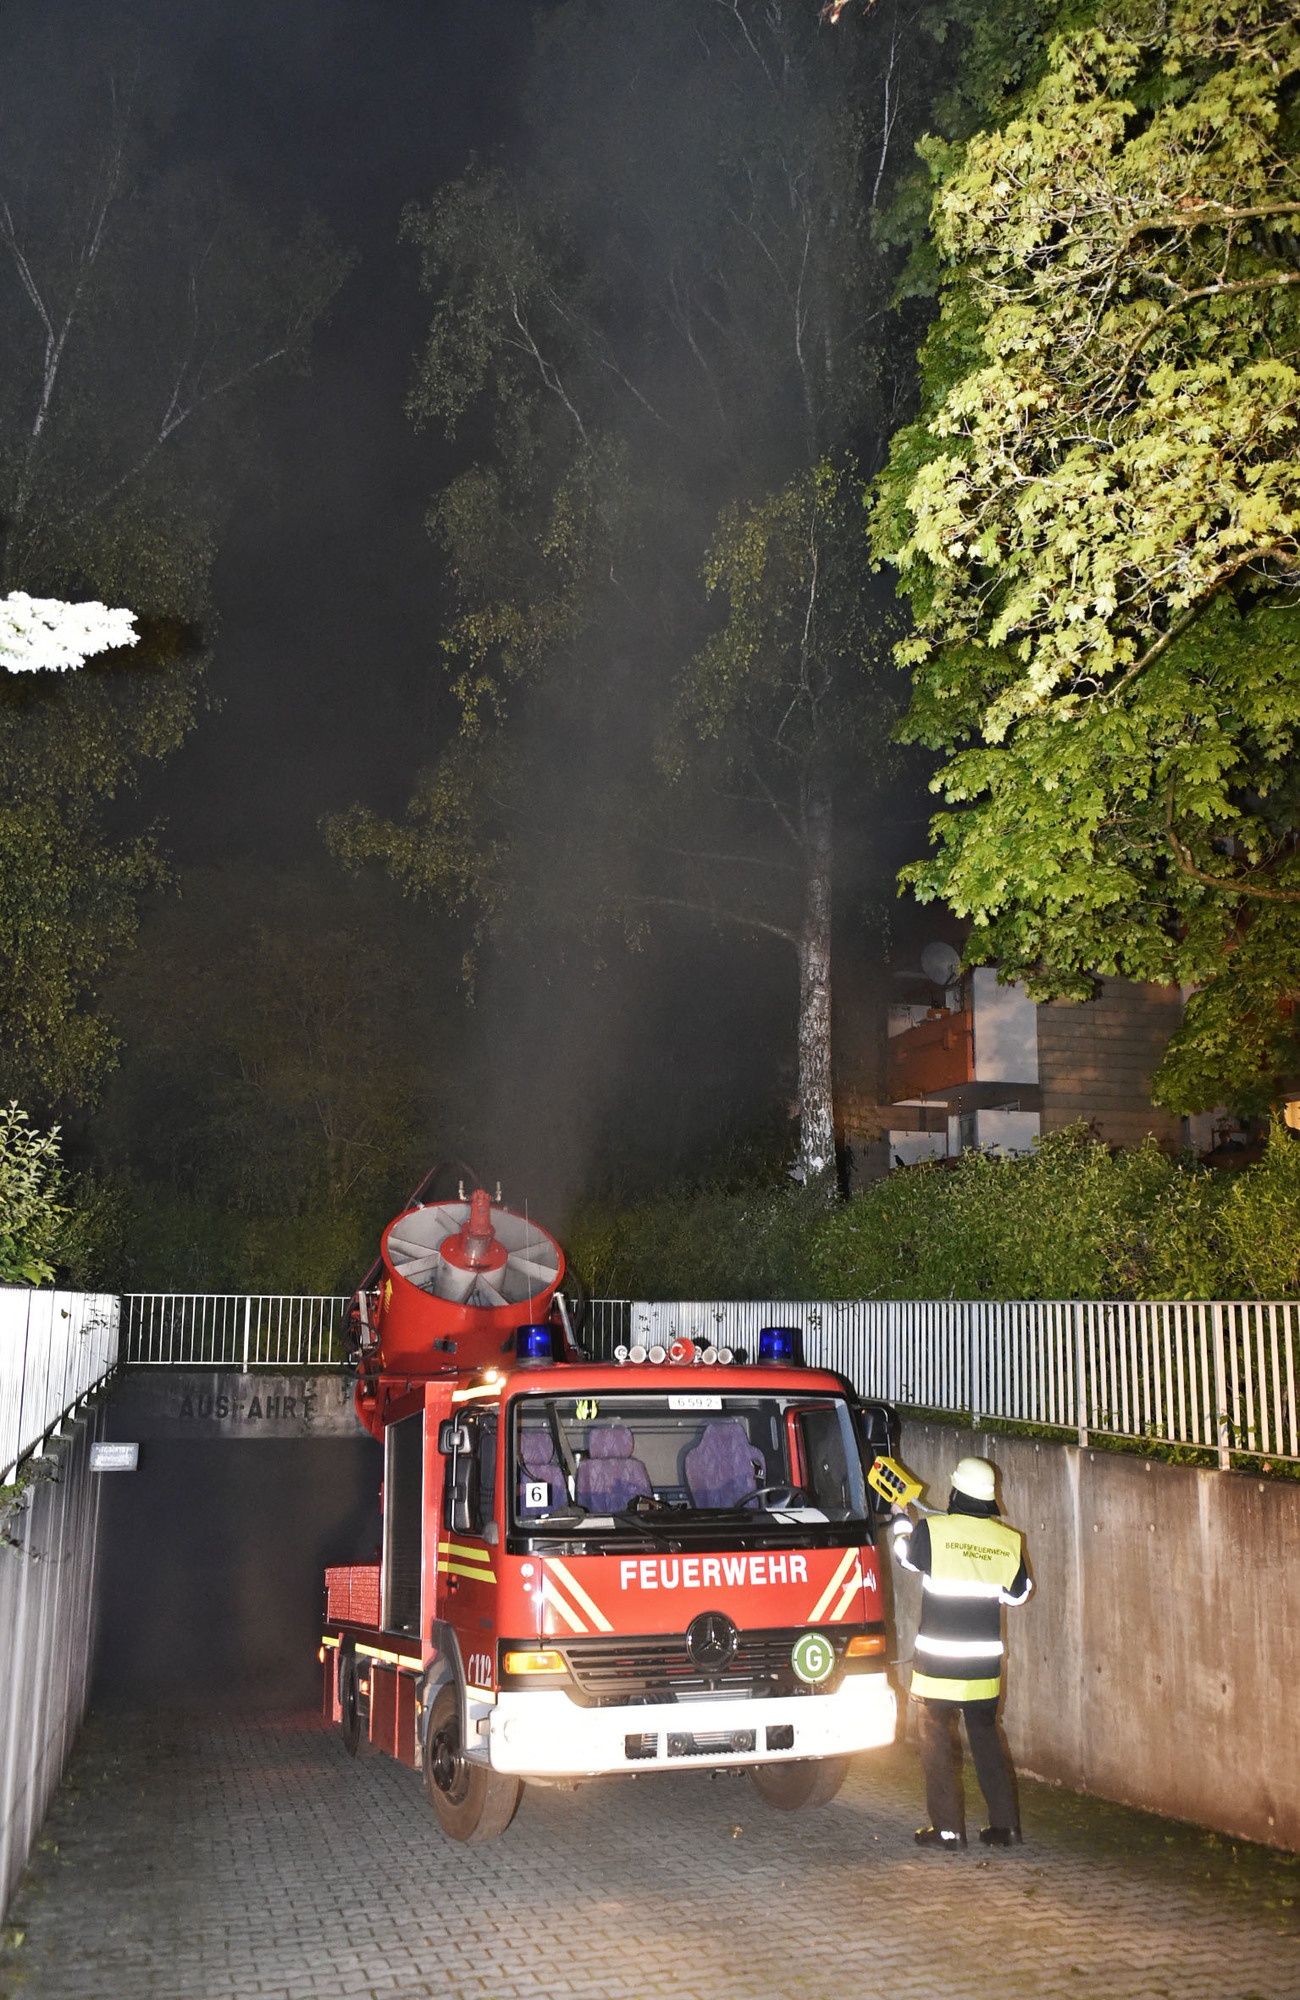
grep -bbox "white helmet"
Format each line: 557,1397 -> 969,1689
951,1455 -> 996,1502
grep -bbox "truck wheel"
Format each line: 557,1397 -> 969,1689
750,1755 -> 848,1810
339,1647 -> 364,1757
424,1685 -> 521,1842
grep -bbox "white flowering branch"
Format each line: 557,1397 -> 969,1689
0,592 -> 138,673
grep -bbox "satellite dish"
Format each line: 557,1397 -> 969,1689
920,941 -> 961,987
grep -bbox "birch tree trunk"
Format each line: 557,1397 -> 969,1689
795,769 -> 835,1184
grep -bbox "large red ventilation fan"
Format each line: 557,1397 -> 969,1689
352,1188 -> 566,1435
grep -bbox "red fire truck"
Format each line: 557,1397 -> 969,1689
321,1184 -> 897,1841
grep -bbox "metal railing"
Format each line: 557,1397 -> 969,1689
624,1298 -> 1300,1468
99,1290 -> 1300,1471
120,1294 -> 349,1371
0,1291 -> 119,1482
584,1298 -> 632,1358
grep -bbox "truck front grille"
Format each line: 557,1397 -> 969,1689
558,1628 -> 848,1706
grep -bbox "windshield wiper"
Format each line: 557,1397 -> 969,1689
611,1506 -> 686,1548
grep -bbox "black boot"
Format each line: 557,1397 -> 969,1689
978,1826 -> 1023,1847
914,1826 -> 967,1848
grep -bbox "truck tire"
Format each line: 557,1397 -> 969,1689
339,1646 -> 364,1757
423,1685 -> 521,1842
750,1755 -> 848,1810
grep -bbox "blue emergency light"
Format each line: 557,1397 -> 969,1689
515,1323 -> 556,1363
757,1326 -> 804,1366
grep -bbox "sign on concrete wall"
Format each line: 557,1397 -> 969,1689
90,1442 -> 138,1471
110,1372 -> 362,1440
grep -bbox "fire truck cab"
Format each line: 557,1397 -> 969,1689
321,1188 -> 897,1842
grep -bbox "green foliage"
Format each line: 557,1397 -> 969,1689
0,1102 -> 66,1284
47,1171 -> 127,1292
327,736 -> 514,956
568,1125 -> 1300,1304
331,160 -> 640,931
90,865 -> 466,1292
109,1188 -> 380,1298
664,462 -> 898,785
648,459 -> 908,1180
566,1179 -> 824,1305
819,1128 -> 1170,1299
1213,1124 -> 1300,1299
341,3 -> 950,1171
879,0 -> 1092,296
400,168 -> 629,744
818,1126 -> 1300,1301
1158,904 -> 1300,1116
872,0 -> 1300,1112
0,1101 -> 126,1291
0,638 -> 199,1105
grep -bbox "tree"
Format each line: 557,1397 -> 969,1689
650,462 -> 899,1180
333,0 -> 936,1176
0,11 -> 349,1109
872,0 -> 1300,1113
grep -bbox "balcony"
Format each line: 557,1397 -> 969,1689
886,971 -> 1041,1114
887,1008 -> 973,1100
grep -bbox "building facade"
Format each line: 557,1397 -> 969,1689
842,968 -> 1188,1182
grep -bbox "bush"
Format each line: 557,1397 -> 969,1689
565,1180 -> 825,1302
0,1104 -> 67,1284
107,1184 -> 380,1295
50,1172 -> 129,1289
822,1125 -> 1300,1302
1214,1126 -> 1300,1299
815,1128 -> 1193,1301
567,1125 -> 1300,1304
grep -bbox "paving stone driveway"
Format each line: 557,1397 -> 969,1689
2,1705 -> 1297,2000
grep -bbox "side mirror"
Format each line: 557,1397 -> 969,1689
855,1401 -> 897,1455
439,1417 -> 476,1531
853,1402 -> 899,1515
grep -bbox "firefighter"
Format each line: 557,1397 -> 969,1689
890,1455 -> 1031,1848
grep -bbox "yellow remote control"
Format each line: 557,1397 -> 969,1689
867,1454 -> 924,1508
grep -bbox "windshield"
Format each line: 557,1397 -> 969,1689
510,1390 -> 868,1537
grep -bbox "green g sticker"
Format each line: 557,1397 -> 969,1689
791,1631 -> 835,1685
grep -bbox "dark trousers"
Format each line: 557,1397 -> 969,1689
913,1694 -> 1019,1836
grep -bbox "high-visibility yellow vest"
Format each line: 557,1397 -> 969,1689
907,1513 -> 1026,1703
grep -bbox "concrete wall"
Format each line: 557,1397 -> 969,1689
0,1402 -> 106,1920
95,1372 -> 382,1705
896,1421 -> 1300,1850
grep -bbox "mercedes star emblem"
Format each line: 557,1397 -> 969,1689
686,1610 -> 738,1671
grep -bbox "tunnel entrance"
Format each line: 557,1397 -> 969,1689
95,1371 -> 381,1706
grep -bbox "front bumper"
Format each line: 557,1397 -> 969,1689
486,1671 -> 897,1778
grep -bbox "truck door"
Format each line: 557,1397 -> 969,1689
438,1409 -> 500,1693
